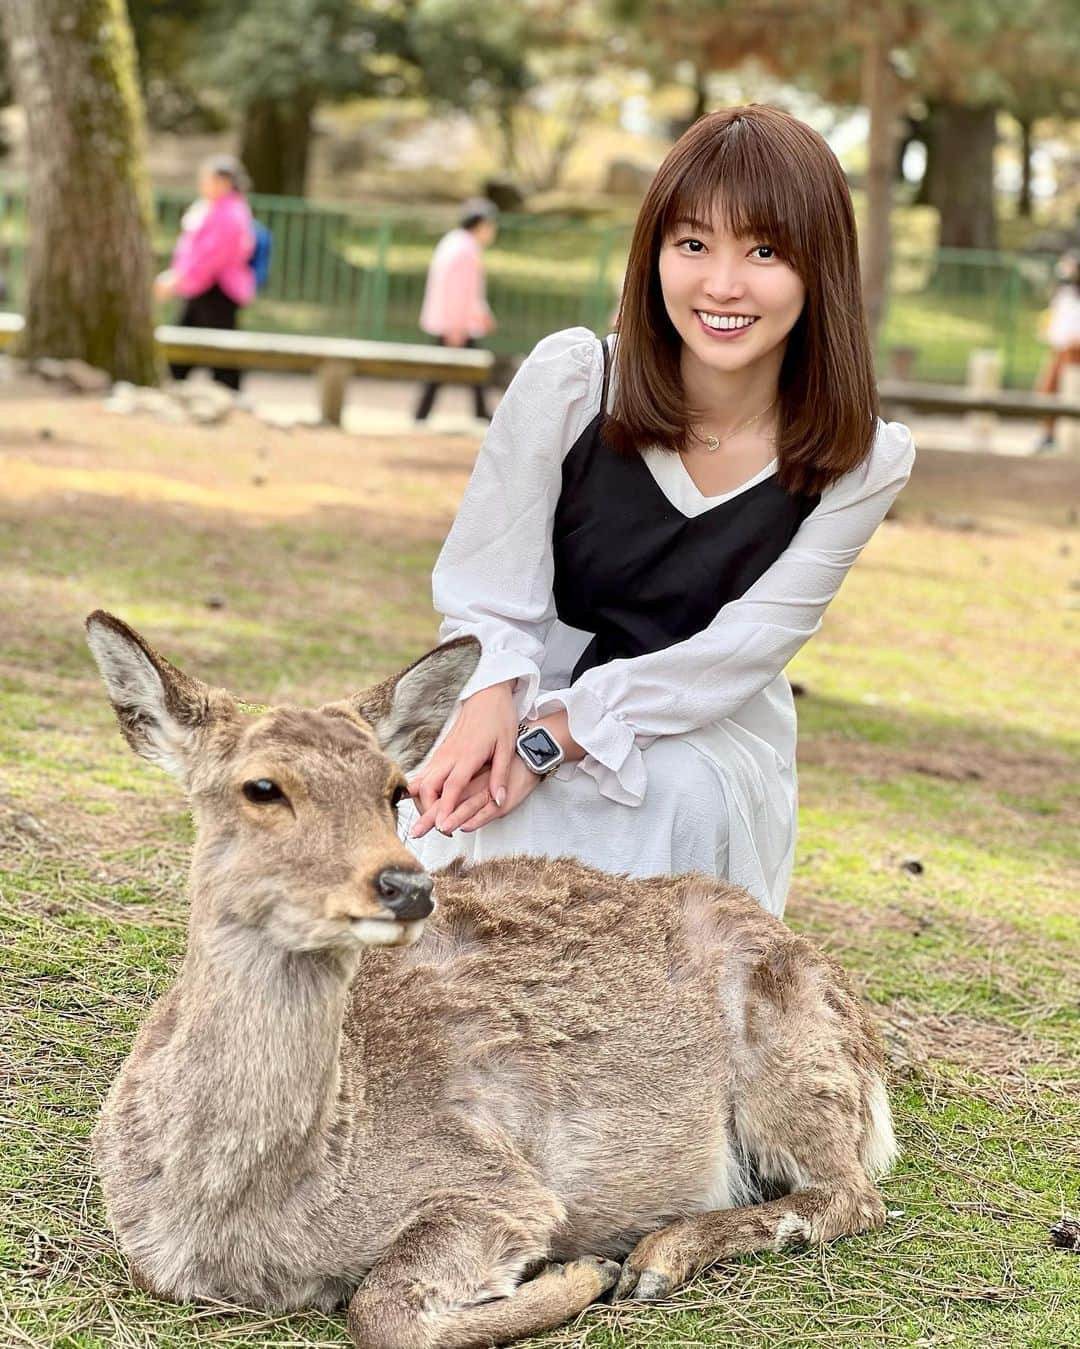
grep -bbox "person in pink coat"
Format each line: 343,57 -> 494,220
155,156 -> 256,391
414,198 -> 498,421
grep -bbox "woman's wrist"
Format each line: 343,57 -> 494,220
524,707 -> 585,762
463,678 -> 515,706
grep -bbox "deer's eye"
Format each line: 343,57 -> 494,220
243,778 -> 286,805
389,783 -> 408,810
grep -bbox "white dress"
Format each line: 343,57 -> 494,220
402,327 -> 916,915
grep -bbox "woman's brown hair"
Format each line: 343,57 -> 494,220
608,105 -> 879,497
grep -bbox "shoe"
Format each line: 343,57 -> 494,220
1033,434 -> 1057,455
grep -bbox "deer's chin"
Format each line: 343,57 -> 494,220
350,917 -> 426,948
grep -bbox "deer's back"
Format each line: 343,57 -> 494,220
342,857 -> 877,1252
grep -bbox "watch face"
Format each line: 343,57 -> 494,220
519,727 -> 561,770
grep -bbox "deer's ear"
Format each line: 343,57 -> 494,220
349,637 -> 482,772
85,611 -> 218,777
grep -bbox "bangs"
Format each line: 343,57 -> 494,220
659,119 -> 814,277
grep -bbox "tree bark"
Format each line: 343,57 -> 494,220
1,0 -> 157,383
239,95 -> 314,197
860,26 -> 902,344
1017,116 -> 1033,220
926,102 -> 997,250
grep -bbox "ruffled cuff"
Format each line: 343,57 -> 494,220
458,649 -> 541,718
533,685 -> 647,806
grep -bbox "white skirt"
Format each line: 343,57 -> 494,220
401,717 -> 796,917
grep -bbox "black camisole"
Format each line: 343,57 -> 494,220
552,341 -> 820,683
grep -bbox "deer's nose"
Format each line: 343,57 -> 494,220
375,869 -> 434,922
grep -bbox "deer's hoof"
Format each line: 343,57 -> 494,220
613,1260 -> 674,1303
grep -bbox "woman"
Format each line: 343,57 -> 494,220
155,155 -> 255,391
402,105 -> 915,917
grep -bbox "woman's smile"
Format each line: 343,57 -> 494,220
694,309 -> 761,338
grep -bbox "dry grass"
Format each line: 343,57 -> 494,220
1,386 -> 1078,1347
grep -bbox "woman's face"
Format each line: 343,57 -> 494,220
199,170 -> 233,201
657,210 -> 806,379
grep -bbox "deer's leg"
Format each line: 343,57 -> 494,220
613,1179 -> 885,1301
346,1196 -> 618,1349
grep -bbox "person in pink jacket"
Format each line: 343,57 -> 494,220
415,198 -> 498,421
155,156 -> 256,391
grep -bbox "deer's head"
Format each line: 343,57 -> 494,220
85,611 -> 479,953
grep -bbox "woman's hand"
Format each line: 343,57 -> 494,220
455,755 -> 539,832
408,681 -> 518,837
153,270 -> 177,300
419,755 -> 541,836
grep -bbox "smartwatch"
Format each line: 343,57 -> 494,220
515,719 -> 565,777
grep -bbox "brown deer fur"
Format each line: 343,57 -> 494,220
86,611 -> 897,1349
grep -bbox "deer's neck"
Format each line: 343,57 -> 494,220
162,917 -> 361,1201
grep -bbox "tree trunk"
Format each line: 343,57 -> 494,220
1017,116 -> 1033,219
240,95 -> 313,197
860,27 -> 902,344
1,0 -> 157,383
926,102 -> 997,250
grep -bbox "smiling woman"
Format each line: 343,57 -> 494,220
401,105 -> 915,918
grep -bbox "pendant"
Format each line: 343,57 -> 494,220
703,434 -> 720,452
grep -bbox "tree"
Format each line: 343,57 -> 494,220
195,0 -> 422,196
410,0 -> 614,195
1,0 -> 157,383
126,0 -> 226,133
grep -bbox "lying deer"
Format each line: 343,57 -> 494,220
87,610 -> 897,1348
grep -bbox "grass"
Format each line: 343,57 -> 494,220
1,386 -> 1078,1347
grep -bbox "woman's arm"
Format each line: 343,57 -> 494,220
408,327 -> 605,827
532,420 -> 916,806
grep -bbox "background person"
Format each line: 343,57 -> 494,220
1035,251 -> 1080,451
414,198 -> 498,422
402,106 -> 915,918
155,155 -> 255,391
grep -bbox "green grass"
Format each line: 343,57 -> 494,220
1,416 -> 1078,1347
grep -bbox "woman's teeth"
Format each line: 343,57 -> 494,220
697,312 -> 758,331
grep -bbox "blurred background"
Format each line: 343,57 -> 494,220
1,0 -> 1078,401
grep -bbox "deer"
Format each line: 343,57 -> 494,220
86,609 -> 897,1349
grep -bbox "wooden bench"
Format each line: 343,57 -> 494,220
160,327 -> 493,425
877,379 -> 1080,421
0,314 -> 493,425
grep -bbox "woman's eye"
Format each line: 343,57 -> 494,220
242,778 -> 286,805
750,245 -> 776,260
678,238 -> 706,254
389,783 -> 408,810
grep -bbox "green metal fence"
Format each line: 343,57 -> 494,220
0,182 -> 1059,389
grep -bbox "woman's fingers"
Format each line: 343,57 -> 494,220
438,784 -> 493,834
409,766 -> 443,815
435,756 -> 490,826
487,731 -> 514,810
412,770 -> 489,838
409,801 -> 441,839
458,798 -> 505,833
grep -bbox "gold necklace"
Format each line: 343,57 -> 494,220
695,398 -> 777,452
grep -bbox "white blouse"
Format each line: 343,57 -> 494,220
432,326 -> 916,811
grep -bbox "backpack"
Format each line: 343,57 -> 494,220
250,221 -> 273,291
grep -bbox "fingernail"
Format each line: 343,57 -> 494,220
435,817 -> 446,832
494,788 -> 506,807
